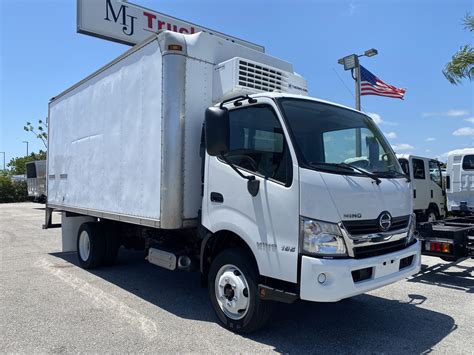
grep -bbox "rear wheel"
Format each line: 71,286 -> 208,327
77,222 -> 106,269
208,248 -> 274,333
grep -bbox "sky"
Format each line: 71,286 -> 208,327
0,0 -> 473,166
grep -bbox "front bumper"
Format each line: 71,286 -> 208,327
300,240 -> 421,302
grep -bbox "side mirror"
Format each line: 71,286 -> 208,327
205,107 -> 230,157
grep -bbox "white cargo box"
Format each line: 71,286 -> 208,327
47,31 -> 307,229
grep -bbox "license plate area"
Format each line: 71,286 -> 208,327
374,257 -> 400,278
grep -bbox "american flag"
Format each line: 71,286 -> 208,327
360,66 -> 406,99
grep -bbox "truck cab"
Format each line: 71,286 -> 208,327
204,93 -> 420,307
397,154 -> 446,221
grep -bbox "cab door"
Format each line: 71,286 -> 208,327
428,160 -> 446,218
411,157 -> 429,212
202,98 -> 300,283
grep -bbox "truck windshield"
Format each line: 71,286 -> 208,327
278,98 -> 403,177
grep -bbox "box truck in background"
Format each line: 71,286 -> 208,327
446,148 -> 474,215
397,154 -> 446,222
45,31 -> 420,333
26,160 -> 46,203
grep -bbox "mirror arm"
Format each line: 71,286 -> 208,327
219,154 -> 255,181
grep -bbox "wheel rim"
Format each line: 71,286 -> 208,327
428,212 -> 436,222
215,264 -> 250,320
78,230 -> 91,261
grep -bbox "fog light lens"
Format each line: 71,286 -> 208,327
317,273 -> 327,284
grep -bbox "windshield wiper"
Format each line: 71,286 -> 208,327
308,162 -> 381,185
339,162 -> 381,185
373,170 -> 411,182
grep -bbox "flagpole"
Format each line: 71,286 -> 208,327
355,64 -> 361,111
354,64 -> 362,156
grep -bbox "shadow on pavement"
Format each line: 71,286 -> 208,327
409,259 -> 474,293
51,249 -> 456,354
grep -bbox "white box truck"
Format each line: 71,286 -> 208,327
397,154 -> 446,221
45,31 -> 421,333
446,148 -> 474,214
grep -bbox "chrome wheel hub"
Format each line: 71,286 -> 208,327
215,264 -> 250,320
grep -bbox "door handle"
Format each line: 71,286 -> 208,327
431,190 -> 433,198
210,192 -> 224,203
414,189 -> 416,198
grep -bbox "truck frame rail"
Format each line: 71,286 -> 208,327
417,216 -> 474,261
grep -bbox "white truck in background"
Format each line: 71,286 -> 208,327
446,148 -> 474,215
397,154 -> 446,222
44,31 -> 420,333
26,160 -> 47,203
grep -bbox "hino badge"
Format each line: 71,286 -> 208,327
45,31 -> 421,333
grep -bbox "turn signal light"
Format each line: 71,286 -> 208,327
426,242 -> 451,254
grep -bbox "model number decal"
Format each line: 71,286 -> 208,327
281,246 -> 296,253
257,242 -> 277,252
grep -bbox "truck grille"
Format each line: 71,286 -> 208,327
343,215 -> 410,236
353,238 -> 411,259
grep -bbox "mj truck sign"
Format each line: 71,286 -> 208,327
77,0 -> 264,52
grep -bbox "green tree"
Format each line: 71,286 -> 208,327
24,118 -> 48,148
7,151 -> 47,175
443,14 -> 474,84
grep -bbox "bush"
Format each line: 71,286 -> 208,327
0,175 -> 28,203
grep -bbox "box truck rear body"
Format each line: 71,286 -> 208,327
47,32 -> 305,229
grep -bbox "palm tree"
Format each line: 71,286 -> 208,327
443,14 -> 474,85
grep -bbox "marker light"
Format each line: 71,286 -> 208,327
168,44 -> 183,51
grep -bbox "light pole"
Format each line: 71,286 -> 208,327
0,152 -> 5,171
337,48 -> 378,110
22,141 -> 29,156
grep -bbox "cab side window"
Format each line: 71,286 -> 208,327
225,105 -> 292,186
412,158 -> 425,179
429,160 -> 442,188
462,155 -> 474,170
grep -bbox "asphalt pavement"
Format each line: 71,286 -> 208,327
1,203 -> 473,353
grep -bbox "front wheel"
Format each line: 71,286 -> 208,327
208,248 -> 273,333
426,209 -> 438,222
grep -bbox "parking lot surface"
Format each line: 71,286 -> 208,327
1,203 -> 473,353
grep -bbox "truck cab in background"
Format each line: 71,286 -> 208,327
397,154 -> 446,222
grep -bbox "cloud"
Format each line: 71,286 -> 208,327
425,137 -> 436,142
465,117 -> 474,123
423,110 -> 469,118
384,132 -> 397,139
453,127 -> 474,136
367,112 -> 383,124
391,143 -> 414,151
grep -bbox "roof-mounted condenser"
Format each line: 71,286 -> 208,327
212,57 -> 308,102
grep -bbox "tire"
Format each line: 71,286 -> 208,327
208,248 -> 274,334
103,225 -> 121,266
77,222 -> 106,269
426,209 -> 438,222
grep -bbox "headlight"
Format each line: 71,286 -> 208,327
407,213 -> 416,243
300,217 -> 347,256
